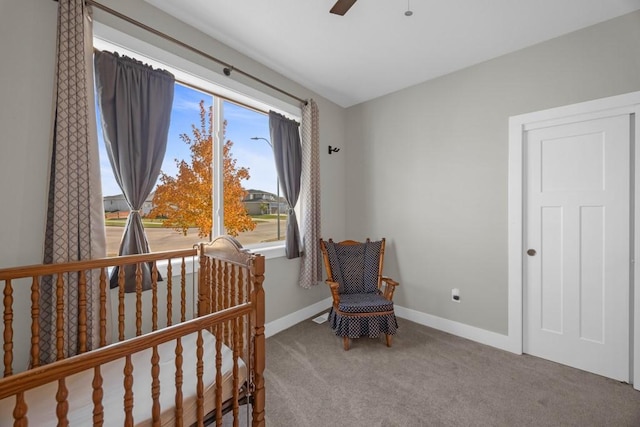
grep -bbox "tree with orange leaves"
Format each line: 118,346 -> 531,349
150,100 -> 256,238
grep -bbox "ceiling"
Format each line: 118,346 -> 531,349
145,0 -> 640,108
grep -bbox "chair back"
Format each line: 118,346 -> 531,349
320,238 -> 385,294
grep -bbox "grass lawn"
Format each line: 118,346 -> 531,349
104,218 -> 167,228
253,214 -> 280,220
104,215 -> 285,227
250,214 -> 287,223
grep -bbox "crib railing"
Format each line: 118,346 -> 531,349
0,236 -> 266,426
0,304 -> 251,426
0,248 -> 197,376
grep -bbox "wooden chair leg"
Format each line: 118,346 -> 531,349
385,334 -> 392,347
343,336 -> 350,351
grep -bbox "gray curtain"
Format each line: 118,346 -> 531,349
41,0 -> 107,364
94,51 -> 175,292
298,100 -> 322,287
269,111 -> 302,259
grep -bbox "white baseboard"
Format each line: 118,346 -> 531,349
264,299 -> 516,354
265,297 -> 332,338
394,305 -> 517,353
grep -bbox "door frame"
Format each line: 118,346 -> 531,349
507,91 -> 640,388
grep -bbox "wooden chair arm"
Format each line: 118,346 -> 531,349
380,277 -> 399,301
325,280 -> 341,307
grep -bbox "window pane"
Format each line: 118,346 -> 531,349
223,101 -> 285,245
99,83 -> 212,256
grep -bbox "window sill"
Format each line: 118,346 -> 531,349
146,243 -> 283,282
244,242 -> 286,260
105,243 -> 286,283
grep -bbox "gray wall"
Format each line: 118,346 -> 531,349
0,0 -> 57,269
345,11 -> 640,334
0,0 -> 346,355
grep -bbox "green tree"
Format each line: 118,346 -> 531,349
260,202 -> 269,215
150,100 -> 256,238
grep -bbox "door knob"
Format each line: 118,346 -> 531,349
527,249 -> 536,256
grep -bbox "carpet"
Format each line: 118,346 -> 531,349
264,316 -> 640,426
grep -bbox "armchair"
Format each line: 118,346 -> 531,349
319,238 -> 399,350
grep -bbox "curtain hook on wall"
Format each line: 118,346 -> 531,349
405,0 -> 413,16
328,146 -> 340,154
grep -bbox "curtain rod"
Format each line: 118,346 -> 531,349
58,0 -> 307,106
93,46 -> 271,116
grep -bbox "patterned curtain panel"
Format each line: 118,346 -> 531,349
94,51 -> 175,292
269,111 -> 303,259
41,0 -> 107,364
298,100 -> 322,288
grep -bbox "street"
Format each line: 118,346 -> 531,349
105,218 -> 283,256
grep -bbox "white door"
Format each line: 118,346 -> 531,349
524,113 -> 631,381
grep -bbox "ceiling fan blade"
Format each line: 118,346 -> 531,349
330,0 -> 357,16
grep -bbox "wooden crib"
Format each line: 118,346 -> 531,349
0,236 -> 265,426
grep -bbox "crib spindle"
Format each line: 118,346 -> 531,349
167,260 -> 173,327
180,257 -> 187,323
238,269 -> 245,359
92,366 -> 104,426
232,317 -> 240,427
215,324 -> 223,427
213,260 -> 221,347
118,266 -> 126,341
196,330 -> 204,426
152,262 -> 158,331
55,274 -> 65,360
78,270 -> 87,353
99,268 -> 107,347
174,337 -> 184,427
208,257 -> 214,313
13,391 -> 27,427
197,255 -> 209,318
135,263 -> 143,336
30,276 -> 40,368
56,378 -> 69,426
124,354 -> 134,426
151,345 -> 161,425
198,254 -> 213,316
223,263 -> 230,343
2,279 -> 13,377
216,259 -> 222,314
231,264 -> 237,309
228,264 -> 236,345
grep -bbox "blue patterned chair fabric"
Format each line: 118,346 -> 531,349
321,239 -> 398,344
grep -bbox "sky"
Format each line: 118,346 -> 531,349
98,82 -> 278,197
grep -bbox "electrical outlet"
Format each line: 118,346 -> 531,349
451,288 -> 460,303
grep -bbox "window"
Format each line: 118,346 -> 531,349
96,42 -> 293,257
